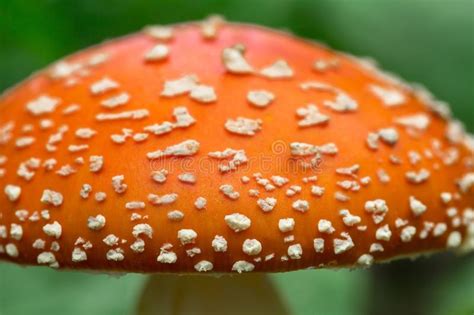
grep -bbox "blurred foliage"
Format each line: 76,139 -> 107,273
0,1 -> 473,315
272,269 -> 370,315
430,256 -> 474,315
0,263 -> 145,315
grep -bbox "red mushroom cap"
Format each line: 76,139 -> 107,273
0,18 -> 473,273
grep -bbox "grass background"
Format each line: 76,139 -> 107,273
0,1 -> 473,314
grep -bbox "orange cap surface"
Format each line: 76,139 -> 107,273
0,19 -> 473,273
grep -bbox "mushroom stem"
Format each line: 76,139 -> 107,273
136,274 -> 290,315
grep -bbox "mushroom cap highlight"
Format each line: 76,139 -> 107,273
0,19 -> 473,273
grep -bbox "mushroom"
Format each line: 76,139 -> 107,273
0,16 -> 473,315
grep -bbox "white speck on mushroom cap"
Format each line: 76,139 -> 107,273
75,128 -> 97,139
409,196 -> 427,217
287,243 -> 303,259
406,169 -> 431,184
15,210 -> 29,222
242,239 -> 262,256
201,15 -> 224,39
296,104 -> 330,127
144,25 -> 174,40
112,175 -> 127,194
167,210 -> 184,221
100,93 -> 130,109
333,233 -> 354,255
42,221 -> 62,239
447,231 -> 462,248
103,234 -> 120,247
177,229 -> 197,245
324,92 -> 358,112
279,218 -> 295,232
15,136 -> 35,149
157,244 -> 177,264
257,197 -> 277,212
313,58 -> 339,72
147,140 -> 200,159
300,81 -> 358,112
62,104 -> 80,115
219,184 -> 240,200
369,85 -> 406,107
144,122 -> 174,136
378,128 -> 399,145
458,172 -> 474,193
1,225 -> 9,239
68,144 -> 89,153
225,117 -> 262,136
132,224 -> 153,239
357,254 -> 374,267
125,201 -> 146,210
194,197 -> 207,210
440,192 -> 453,204
395,113 -> 431,131
195,260 -> 214,272
5,243 -> 19,257
186,247 -> 202,257
212,235 -> 228,252
313,238 -> 325,253
37,252 -> 57,267
292,199 -> 309,213
4,185 -> 21,202
400,226 -> 417,243
130,239 -> 145,253
144,44 -> 170,61
225,213 -> 251,232
376,224 -> 392,241
365,199 -> 389,224
10,224 -> 23,240
290,142 -> 338,156
49,61 -> 82,79
26,95 -> 60,116
311,185 -> 325,197
89,156 -> 104,173
161,75 -> 198,97
209,148 -> 248,173
222,45 -> 254,74
318,219 -> 335,234
95,192 -> 107,202
106,248 -> 125,261
339,209 -> 362,226
260,59 -> 294,79
370,243 -> 384,253
148,193 -> 178,206
88,215 -> 106,231
247,90 -> 274,108
40,189 -> 63,207
151,169 -> 168,184
178,172 -> 196,184
90,77 -> 119,95
88,53 -> 109,66
190,85 -> 217,103
72,247 -> 88,262
133,134 -> 148,144
232,260 -> 255,273
157,251 -> 177,264
96,109 -> 149,122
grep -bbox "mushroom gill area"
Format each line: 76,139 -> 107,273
0,19 -> 473,276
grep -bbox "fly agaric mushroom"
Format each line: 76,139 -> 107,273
0,16 -> 473,314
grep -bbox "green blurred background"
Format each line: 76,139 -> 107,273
0,1 -> 473,314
